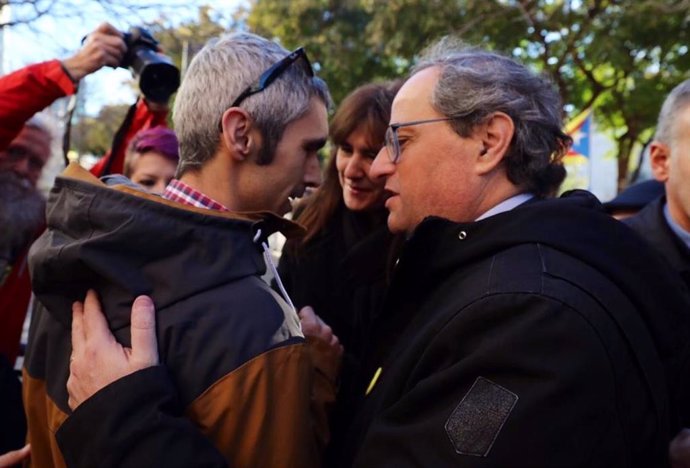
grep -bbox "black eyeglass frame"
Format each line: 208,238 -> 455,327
231,47 -> 313,108
384,117 -> 457,164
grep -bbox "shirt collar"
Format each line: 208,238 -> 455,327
475,193 -> 535,221
162,179 -> 229,212
663,202 -> 690,249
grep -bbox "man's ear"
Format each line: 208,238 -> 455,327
474,112 -> 514,176
650,141 -> 671,183
220,108 -> 256,161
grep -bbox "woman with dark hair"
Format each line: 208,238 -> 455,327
277,81 -> 401,458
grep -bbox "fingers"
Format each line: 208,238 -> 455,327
82,289 -> 112,343
94,22 -> 122,36
0,444 -> 31,467
329,334 -> 344,357
670,428 -> 690,468
298,306 -> 341,355
299,306 -> 334,342
298,305 -> 318,333
63,23 -> 125,80
83,33 -> 126,67
67,375 -> 78,411
71,300 -> 85,356
130,296 -> 159,367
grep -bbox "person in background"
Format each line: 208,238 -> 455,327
277,81 -> 400,463
0,23 -> 125,149
122,126 -> 179,195
0,24 -> 129,462
604,179 -> 665,220
624,79 -> 690,290
621,79 -> 690,467
0,21 -> 169,367
0,22 -> 127,367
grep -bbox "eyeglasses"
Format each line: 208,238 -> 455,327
384,117 -> 457,163
231,47 -> 313,108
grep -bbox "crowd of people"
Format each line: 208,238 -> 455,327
1,20 -> 690,468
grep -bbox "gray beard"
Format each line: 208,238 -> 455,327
0,172 -> 45,276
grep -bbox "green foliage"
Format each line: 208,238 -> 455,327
71,104 -> 131,156
245,0 -> 690,186
148,6 -> 234,76
247,0 -> 402,105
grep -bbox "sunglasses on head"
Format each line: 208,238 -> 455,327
232,47 -> 314,108
219,48 -> 313,132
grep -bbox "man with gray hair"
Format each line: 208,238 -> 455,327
340,44 -> 690,466
24,32 -> 335,468
623,79 -> 690,468
625,79 -> 690,291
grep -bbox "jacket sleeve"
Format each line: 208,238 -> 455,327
55,366 -> 229,468
354,293 -> 643,467
0,60 -> 76,150
89,98 -> 169,177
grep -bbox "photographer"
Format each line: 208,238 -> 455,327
0,22 -> 132,369
0,22 -> 125,150
0,22 -> 173,363
90,26 -> 179,177
0,22 -> 171,463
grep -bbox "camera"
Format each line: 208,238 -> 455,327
120,27 -> 180,103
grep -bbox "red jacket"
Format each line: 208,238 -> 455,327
0,60 -> 76,150
0,60 -> 75,364
0,60 -> 168,365
89,98 -> 168,177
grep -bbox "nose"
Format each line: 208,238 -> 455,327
12,156 -> 31,177
152,180 -> 168,195
344,152 -> 366,179
304,153 -> 322,188
11,156 -> 38,186
369,147 -> 394,182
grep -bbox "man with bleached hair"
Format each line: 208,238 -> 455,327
25,32 -> 338,468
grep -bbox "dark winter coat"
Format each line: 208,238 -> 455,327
343,191 -> 690,468
625,196 -> 690,291
23,164 -> 333,468
277,203 -> 395,464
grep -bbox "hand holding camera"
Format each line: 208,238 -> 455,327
62,22 -> 126,82
62,23 -> 180,103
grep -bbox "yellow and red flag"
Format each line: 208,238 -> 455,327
561,108 -> 593,191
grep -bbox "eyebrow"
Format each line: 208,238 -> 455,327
303,137 -> 327,152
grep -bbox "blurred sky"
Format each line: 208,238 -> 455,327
2,0 -> 247,114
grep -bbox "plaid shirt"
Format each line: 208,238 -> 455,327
163,179 -> 229,212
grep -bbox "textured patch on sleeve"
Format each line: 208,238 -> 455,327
444,376 -> 518,457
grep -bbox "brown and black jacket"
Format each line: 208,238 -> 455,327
23,164 -> 336,468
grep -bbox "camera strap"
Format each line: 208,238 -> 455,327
100,100 -> 139,176
62,93 -> 78,167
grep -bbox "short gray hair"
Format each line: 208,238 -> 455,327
173,32 -> 330,176
413,39 -> 570,197
655,79 -> 690,145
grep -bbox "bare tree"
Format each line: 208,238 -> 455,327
0,0 -> 210,29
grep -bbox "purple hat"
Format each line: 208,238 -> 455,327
128,126 -> 179,163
